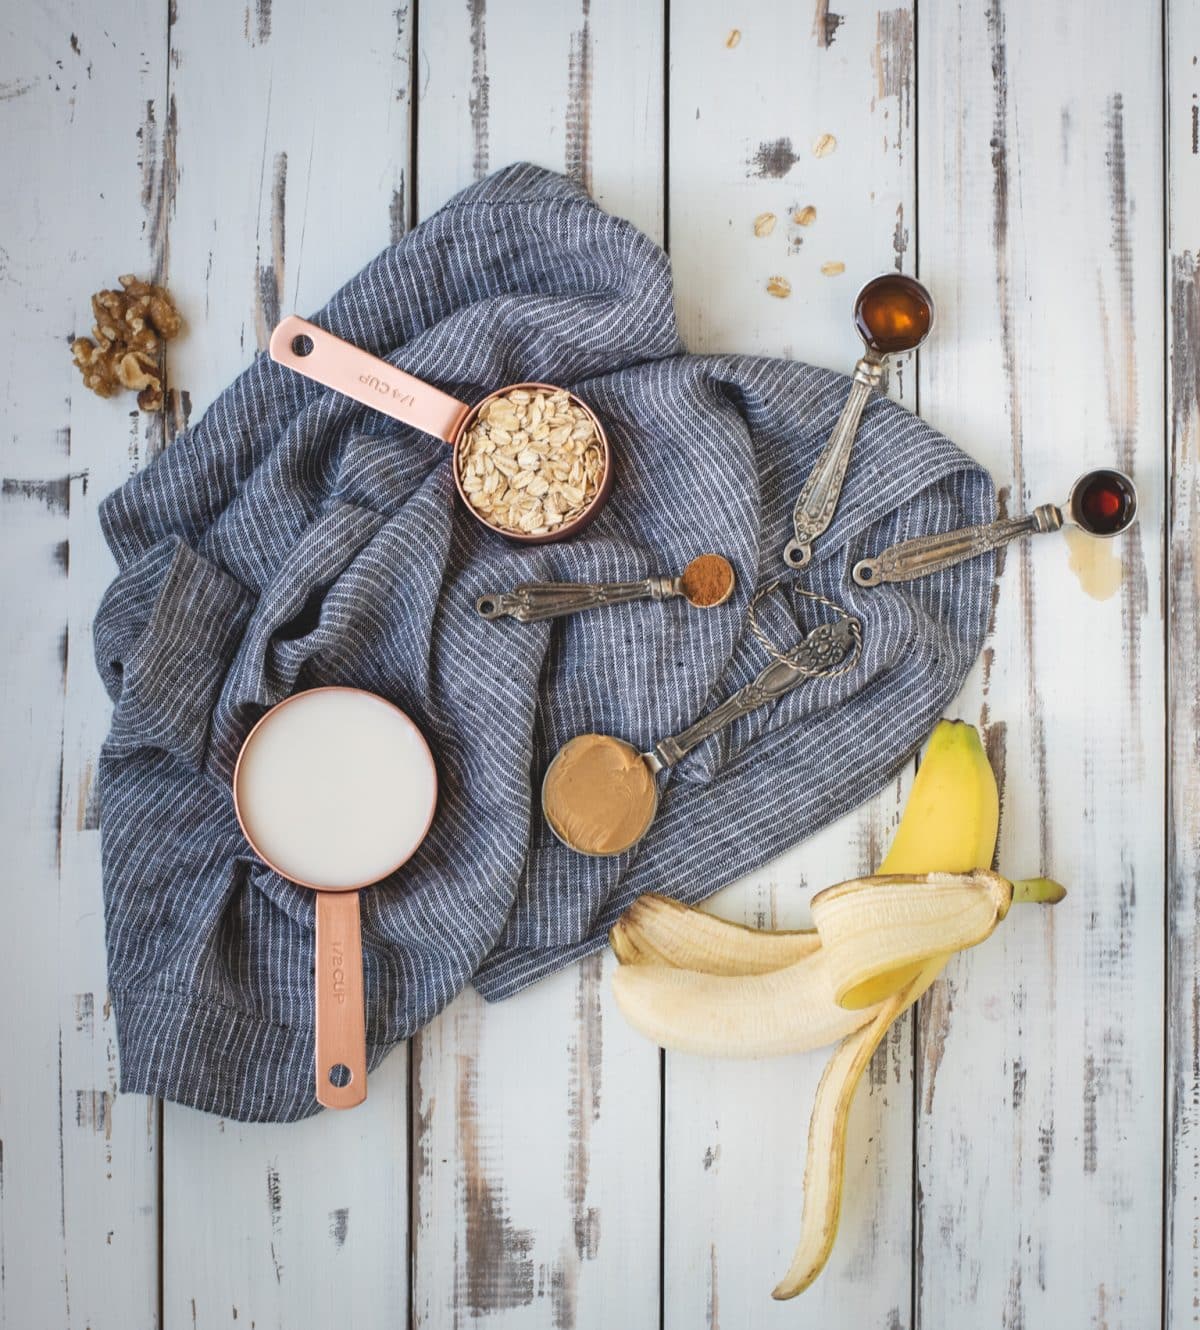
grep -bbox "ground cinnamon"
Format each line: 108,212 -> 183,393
680,554 -> 735,608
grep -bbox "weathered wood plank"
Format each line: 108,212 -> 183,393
411,4 -> 665,1325
0,4 -> 167,1326
1165,0 -> 1200,1323
915,3 -> 1164,1326
164,1055 -> 409,1329
663,3 -> 918,1324
160,5 -> 414,1327
412,959 -> 662,1329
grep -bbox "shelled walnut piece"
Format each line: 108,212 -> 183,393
71,275 -> 182,411
456,387 -> 604,535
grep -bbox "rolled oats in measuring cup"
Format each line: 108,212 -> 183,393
271,317 -> 612,543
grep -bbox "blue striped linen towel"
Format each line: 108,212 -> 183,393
93,163 -> 995,1121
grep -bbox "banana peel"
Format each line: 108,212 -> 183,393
607,718 -> 1066,1301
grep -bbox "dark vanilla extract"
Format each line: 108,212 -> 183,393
1072,470 -> 1135,536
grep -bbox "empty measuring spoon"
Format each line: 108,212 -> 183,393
476,554 -> 736,623
783,274 -> 935,570
541,614 -> 859,856
852,468 -> 1137,587
233,688 -> 438,1110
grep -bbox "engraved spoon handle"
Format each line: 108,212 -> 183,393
647,618 -> 857,772
852,504 -> 1064,586
476,577 -> 679,623
783,354 -> 885,570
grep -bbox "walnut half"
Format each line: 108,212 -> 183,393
71,274 -> 182,411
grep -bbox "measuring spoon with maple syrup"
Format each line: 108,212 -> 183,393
852,468 -> 1137,587
783,273 -> 935,570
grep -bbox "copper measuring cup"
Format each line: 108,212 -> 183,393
233,687 -> 438,1110
270,317 -> 613,543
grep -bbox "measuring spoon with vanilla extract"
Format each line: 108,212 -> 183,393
783,273 -> 935,571
852,468 -> 1137,587
476,554 -> 736,623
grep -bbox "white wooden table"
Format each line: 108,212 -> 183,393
1,2 -> 1193,1326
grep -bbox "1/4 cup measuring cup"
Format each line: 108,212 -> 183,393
270,316 -> 613,543
233,687 -> 438,1110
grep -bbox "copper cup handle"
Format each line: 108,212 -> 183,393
269,315 -> 471,444
314,891 -> 368,1110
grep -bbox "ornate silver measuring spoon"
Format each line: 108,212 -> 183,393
476,554 -> 736,623
783,274 -> 935,571
541,596 -> 861,857
851,468 -> 1137,587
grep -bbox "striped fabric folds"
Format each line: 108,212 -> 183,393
93,163 -> 995,1121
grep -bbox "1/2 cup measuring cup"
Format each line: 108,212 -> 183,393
270,316 -> 613,543
233,687 -> 438,1110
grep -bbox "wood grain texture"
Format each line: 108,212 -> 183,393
915,2 -> 1165,1326
1166,0 -> 1200,1324
662,3 -> 919,1324
160,5 -> 414,1327
0,4 -> 167,1326
411,6 -> 666,1324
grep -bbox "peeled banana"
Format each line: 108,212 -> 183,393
610,892 -> 819,974
607,718 -> 1066,1301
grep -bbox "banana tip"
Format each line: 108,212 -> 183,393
1012,876 -> 1067,904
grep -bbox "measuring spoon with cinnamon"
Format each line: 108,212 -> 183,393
476,553 -> 736,623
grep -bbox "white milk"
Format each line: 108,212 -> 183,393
235,688 -> 437,889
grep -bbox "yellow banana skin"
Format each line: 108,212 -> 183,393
775,719 -> 1006,1299
608,718 -> 1066,1302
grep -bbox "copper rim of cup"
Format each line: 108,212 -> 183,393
1065,468 -> 1138,538
232,685 -> 439,894
451,382 -> 613,545
539,736 -> 660,858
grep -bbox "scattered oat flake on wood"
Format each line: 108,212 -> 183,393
766,276 -> 792,298
821,261 -> 846,276
793,205 -> 817,226
753,212 -> 777,237
812,134 -> 837,157
725,28 -> 741,47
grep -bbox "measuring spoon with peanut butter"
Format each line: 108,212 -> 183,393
541,614 -> 858,856
476,554 -> 735,623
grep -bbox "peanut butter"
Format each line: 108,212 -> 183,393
542,734 -> 657,855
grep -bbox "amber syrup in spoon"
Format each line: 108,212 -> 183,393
853,274 -> 935,354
